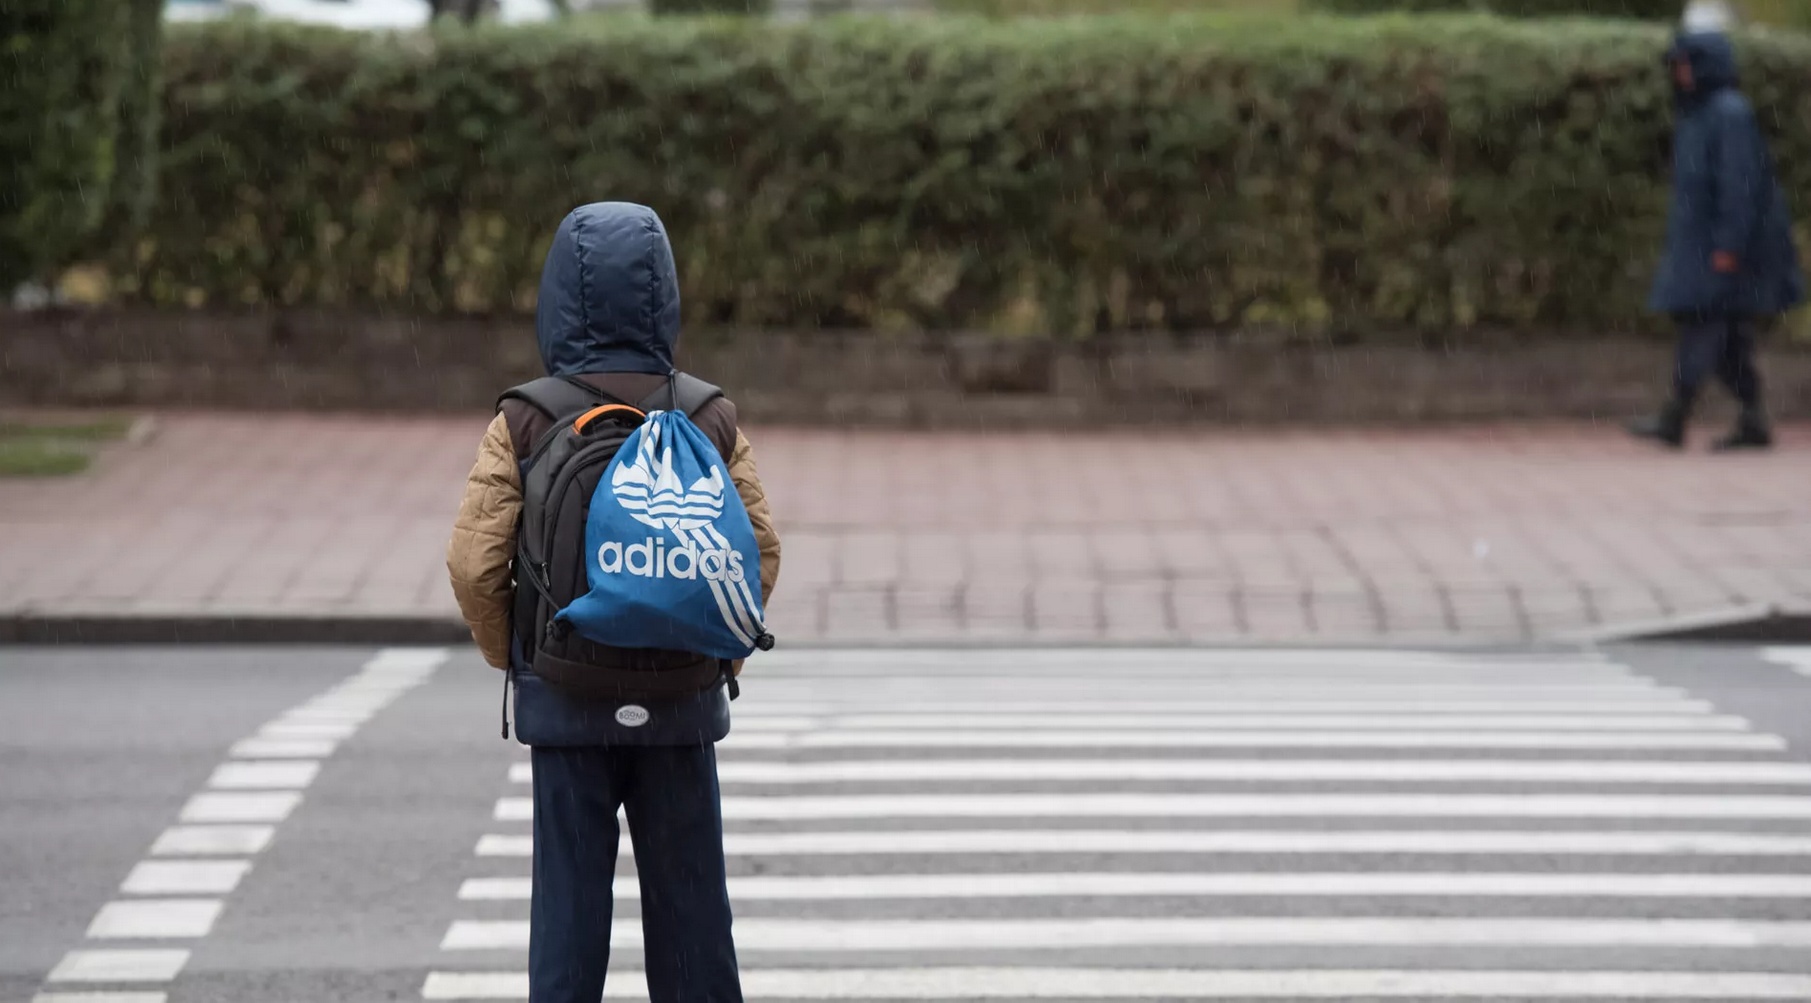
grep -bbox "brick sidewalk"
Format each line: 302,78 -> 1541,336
2,414 -> 1808,644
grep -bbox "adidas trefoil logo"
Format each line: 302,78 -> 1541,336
610,419 -> 724,532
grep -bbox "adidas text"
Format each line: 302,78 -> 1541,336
596,538 -> 746,584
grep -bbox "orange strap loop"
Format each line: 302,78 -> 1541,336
572,404 -> 645,434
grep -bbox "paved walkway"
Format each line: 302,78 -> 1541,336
2,415 -> 1808,644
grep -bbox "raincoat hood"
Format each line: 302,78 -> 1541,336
1669,31 -> 1740,97
534,202 -> 681,377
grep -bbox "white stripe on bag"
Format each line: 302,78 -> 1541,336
704,523 -> 766,634
689,526 -> 757,646
695,525 -> 758,638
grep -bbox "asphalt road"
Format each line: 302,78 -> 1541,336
6,643 -> 1811,1002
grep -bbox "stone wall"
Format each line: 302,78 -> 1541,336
4,308 -> 1808,426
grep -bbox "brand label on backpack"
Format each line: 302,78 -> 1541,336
558,411 -> 771,660
614,705 -> 650,727
596,538 -> 746,583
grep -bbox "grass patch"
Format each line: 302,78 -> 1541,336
0,416 -> 135,477
0,438 -> 95,477
0,415 -> 134,442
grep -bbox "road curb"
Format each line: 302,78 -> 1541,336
1615,608 -> 1811,644
0,615 -> 1517,650
1565,603 -> 1811,645
0,613 -> 474,646
4,608 -> 1808,648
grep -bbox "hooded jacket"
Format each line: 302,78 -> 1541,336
446,202 -> 782,747
1649,31 -> 1803,318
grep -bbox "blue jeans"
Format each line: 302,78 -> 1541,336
529,744 -> 741,1003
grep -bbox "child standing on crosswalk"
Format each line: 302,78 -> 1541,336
447,201 -> 782,1003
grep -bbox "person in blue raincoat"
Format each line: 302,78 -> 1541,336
447,203 -> 783,1003
1630,25 -> 1803,450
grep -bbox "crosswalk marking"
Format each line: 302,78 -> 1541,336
442,921 -> 527,951
432,650 -> 1811,1001
728,712 -> 1754,731
39,649 -> 448,1003
178,792 -> 301,824
422,972 -> 521,1000
740,682 -> 1684,697
430,967 -> 1811,1000
420,963 -> 1811,992
697,698 -> 1724,714
460,871 -> 1811,902
716,758 -> 1811,784
45,950 -> 189,983
31,984 -> 168,992
495,792 -> 1811,822
423,968 -> 1811,1000
148,825 -> 273,856
720,712 -> 1758,732
120,861 -> 250,896
518,758 -> 1811,786
277,707 -> 379,725
744,649 -> 1625,671
475,828 -> 1811,858
256,720 -> 358,740
720,791 -> 1811,820
719,730 -> 1788,750
442,916 -> 1811,953
226,737 -> 336,759
85,899 -> 221,940
205,761 -> 320,790
1764,647 -> 1811,676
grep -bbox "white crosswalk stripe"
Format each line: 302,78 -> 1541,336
718,730 -> 1788,750
425,967 -> 1811,1000
1764,647 -> 1811,677
36,648 -> 448,1003
461,871 -> 1811,901
475,828 -> 1811,857
426,649 -> 1811,1000
496,791 -> 1811,821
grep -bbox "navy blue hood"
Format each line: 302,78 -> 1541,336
534,202 -> 680,377
1669,31 -> 1739,97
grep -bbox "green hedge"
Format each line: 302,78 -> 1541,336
102,0 -> 167,239
1,0 -> 133,289
939,0 -> 1302,14
650,0 -> 772,12
121,16 -> 1811,335
1744,0 -> 1811,31
1306,0 -> 1678,17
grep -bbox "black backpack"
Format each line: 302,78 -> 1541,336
500,373 -> 740,707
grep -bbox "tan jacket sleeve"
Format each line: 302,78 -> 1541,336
446,413 -> 521,670
730,428 -> 781,601
728,429 -> 780,677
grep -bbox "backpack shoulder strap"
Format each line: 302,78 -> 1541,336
638,372 -> 723,417
496,375 -> 618,421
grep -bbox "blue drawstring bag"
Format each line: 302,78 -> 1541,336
556,410 -> 773,659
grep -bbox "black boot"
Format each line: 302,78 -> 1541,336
1712,406 -> 1773,451
1628,400 -> 1688,448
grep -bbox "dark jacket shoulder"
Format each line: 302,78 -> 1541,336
501,373 -> 737,462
